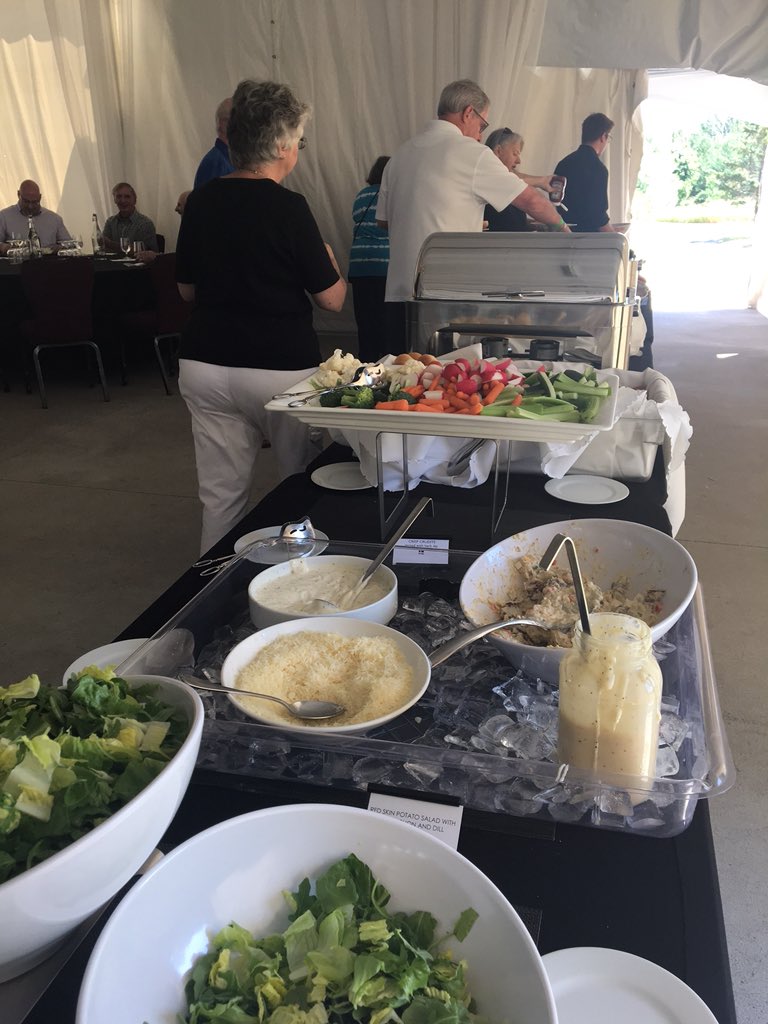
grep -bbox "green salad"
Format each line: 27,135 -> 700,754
182,853 -> 487,1024
0,668 -> 188,883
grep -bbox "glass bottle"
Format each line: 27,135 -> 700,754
558,613 -> 662,779
91,213 -> 104,255
27,216 -> 41,258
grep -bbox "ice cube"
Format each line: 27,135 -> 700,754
403,761 -> 441,786
498,723 -> 556,761
494,779 -> 545,817
627,814 -> 666,831
351,756 -> 392,784
478,714 -> 517,743
547,800 -> 590,823
596,789 -> 634,816
659,711 -> 689,751
470,735 -> 500,754
655,746 -> 680,778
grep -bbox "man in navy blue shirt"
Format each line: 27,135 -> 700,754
193,97 -> 234,189
554,112 -> 614,233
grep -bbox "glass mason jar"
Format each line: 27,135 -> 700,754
558,613 -> 662,779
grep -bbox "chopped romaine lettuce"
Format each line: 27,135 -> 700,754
0,670 -> 187,883
181,854 -> 487,1023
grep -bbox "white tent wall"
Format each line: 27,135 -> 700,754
0,0 -> 644,334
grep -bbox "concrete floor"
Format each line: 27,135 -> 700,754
1,313 -> 766,1022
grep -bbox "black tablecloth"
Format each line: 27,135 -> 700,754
17,450 -> 734,1024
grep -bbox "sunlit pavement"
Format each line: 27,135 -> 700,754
628,220 -> 755,312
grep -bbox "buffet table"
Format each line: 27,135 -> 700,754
15,448 -> 735,1024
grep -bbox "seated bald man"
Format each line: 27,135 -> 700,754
0,180 -> 72,253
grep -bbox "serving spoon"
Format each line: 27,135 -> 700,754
285,364 -> 385,407
179,673 -> 345,721
304,497 -> 434,613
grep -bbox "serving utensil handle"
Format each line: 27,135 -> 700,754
429,618 -> 555,667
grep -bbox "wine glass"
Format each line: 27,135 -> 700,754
119,236 -> 131,258
132,241 -> 144,261
7,235 -> 26,262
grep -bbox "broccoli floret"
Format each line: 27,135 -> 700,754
391,390 -> 418,405
340,386 -> 375,409
319,390 -> 344,407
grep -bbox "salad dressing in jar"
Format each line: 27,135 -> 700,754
558,613 -> 662,779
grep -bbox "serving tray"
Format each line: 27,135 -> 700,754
118,540 -> 734,839
265,368 -> 620,443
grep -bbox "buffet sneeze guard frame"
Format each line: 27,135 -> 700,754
407,232 -> 635,369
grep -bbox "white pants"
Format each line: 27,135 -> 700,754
179,359 -> 318,554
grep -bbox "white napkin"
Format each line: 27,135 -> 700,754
329,429 -> 497,490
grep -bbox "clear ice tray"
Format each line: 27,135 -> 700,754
118,540 -> 734,837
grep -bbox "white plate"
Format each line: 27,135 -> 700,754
233,525 -> 329,564
310,462 -> 373,491
62,638 -> 150,684
542,947 -> 718,1024
544,475 -> 629,504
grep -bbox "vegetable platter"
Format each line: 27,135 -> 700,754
266,350 -> 619,443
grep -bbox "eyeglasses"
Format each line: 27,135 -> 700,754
472,108 -> 489,133
298,138 -> 307,150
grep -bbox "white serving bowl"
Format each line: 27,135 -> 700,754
459,519 -> 698,683
248,554 -> 399,628
0,675 -> 203,983
221,616 -> 430,734
77,803 -> 558,1024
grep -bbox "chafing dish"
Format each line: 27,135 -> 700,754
407,232 -> 636,368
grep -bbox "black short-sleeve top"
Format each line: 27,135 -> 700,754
175,177 -> 339,370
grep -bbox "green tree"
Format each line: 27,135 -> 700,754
672,118 -> 768,207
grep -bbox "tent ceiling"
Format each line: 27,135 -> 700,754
538,0 -> 768,88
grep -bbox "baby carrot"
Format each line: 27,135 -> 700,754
456,404 -> 483,414
375,399 -> 410,411
483,381 -> 505,405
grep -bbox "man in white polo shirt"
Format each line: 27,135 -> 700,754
0,180 -> 72,253
376,80 -> 568,348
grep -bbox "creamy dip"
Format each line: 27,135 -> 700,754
558,614 -> 662,779
234,631 -> 415,727
256,561 -> 391,614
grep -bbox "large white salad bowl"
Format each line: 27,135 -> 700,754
0,675 -> 203,982
459,518 -> 698,683
77,803 -> 558,1024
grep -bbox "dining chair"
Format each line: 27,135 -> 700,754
19,257 -> 109,409
156,233 -> 166,253
120,252 -> 191,394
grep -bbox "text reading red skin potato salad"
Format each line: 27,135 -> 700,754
310,349 -> 611,423
0,669 -> 187,883
180,853 -> 490,1024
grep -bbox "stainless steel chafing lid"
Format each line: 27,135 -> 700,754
414,232 -> 629,303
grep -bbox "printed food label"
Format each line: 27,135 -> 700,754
392,538 -> 450,565
367,792 -> 463,849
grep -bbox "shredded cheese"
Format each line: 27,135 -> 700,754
235,632 -> 415,727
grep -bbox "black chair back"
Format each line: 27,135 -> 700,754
21,257 -> 95,342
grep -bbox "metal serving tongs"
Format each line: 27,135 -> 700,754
538,532 -> 592,634
272,364 -> 385,407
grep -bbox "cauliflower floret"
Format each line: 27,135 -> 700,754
311,349 -> 363,389
383,358 -> 425,391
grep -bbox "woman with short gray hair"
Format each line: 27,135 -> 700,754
227,79 -> 310,170
176,79 -> 346,553
484,127 -> 557,232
